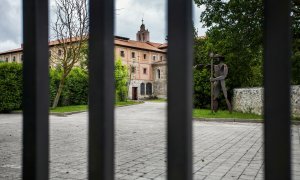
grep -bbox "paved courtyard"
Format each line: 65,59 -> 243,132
0,102 -> 299,180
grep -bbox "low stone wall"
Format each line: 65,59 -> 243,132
232,86 -> 300,117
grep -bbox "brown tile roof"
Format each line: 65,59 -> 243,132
0,36 -> 167,55
0,48 -> 23,55
146,42 -> 168,49
115,39 -> 166,53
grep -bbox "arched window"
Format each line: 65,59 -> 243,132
140,83 -> 145,95
146,83 -> 152,95
157,69 -> 161,79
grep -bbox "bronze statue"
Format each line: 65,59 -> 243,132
210,54 -> 232,113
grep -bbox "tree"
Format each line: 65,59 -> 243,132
194,0 -> 300,86
115,58 -> 128,102
292,1 -> 300,84
50,0 -> 88,108
126,59 -> 137,97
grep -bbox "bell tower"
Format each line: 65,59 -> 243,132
136,19 -> 150,42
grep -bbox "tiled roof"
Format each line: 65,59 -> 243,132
0,48 -> 23,55
115,39 -> 166,53
0,36 -> 167,55
146,42 -> 168,49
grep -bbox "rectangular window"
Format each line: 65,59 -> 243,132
144,54 -> 147,59
120,50 -> 125,57
6,57 -> 8,62
13,56 -> 16,62
143,68 -> 147,74
160,56 -> 163,61
132,52 -> 135,58
58,49 -> 62,56
152,55 -> 156,61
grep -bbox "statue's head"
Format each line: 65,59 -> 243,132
213,54 -> 225,63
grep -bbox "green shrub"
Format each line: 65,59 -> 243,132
0,63 -> 23,112
193,68 -> 211,109
61,68 -> 88,106
115,58 -> 128,102
49,68 -> 62,106
0,64 -> 89,111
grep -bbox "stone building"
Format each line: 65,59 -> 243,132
0,21 -> 168,100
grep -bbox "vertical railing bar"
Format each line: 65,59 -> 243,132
264,0 -> 292,179
167,0 -> 193,179
22,0 -> 49,179
88,0 -> 115,179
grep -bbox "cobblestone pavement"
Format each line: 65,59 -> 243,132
0,102 -> 299,180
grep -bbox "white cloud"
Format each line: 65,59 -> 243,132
0,0 -> 206,52
115,0 -> 167,42
0,40 -> 20,52
0,0 -> 22,52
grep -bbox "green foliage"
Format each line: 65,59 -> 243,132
50,68 -> 88,106
0,63 -> 23,112
115,58 -> 128,102
292,8 -> 300,85
50,68 -> 62,106
194,67 -> 211,108
0,60 -> 133,111
61,68 -> 88,105
194,0 -> 300,86
193,109 -> 262,120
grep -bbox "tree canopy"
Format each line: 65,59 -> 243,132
194,0 -> 300,85
193,0 -> 300,108
115,58 -> 128,102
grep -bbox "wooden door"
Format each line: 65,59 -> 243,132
132,87 -> 138,100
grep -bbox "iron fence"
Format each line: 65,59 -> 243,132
21,0 -> 291,179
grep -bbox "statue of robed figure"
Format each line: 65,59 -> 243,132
209,54 -> 232,113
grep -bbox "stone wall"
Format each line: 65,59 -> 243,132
128,80 -> 153,100
152,64 -> 167,99
232,86 -> 300,117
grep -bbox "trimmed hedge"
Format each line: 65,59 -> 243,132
49,67 -> 88,107
0,64 -> 88,112
0,63 -> 134,112
0,63 -> 23,112
61,68 -> 88,106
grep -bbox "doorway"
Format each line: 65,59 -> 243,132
132,87 -> 138,100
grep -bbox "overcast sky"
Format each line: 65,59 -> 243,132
0,0 -> 206,52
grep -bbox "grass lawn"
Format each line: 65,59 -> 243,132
50,105 -> 87,113
115,100 -> 143,107
50,101 -> 143,113
193,109 -> 262,120
146,98 -> 167,102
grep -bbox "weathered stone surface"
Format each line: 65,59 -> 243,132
152,64 -> 167,99
232,87 -> 264,115
232,85 -> 300,117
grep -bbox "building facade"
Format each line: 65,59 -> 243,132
0,22 -> 168,100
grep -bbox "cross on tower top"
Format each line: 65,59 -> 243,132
136,19 -> 150,42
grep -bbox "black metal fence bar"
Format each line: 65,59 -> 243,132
22,0 -> 49,179
88,0 -> 115,179
167,0 -> 193,179
264,0 -> 292,179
